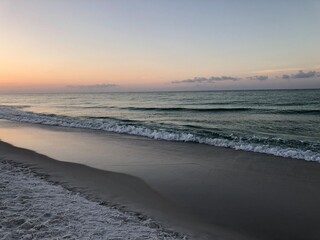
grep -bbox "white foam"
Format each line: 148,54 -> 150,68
0,106 -> 319,162
0,160 -> 187,239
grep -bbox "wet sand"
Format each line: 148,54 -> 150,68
1,120 -> 320,240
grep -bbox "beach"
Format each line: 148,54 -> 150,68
2,1 -> 320,239
0,159 -> 186,240
1,119 -> 320,239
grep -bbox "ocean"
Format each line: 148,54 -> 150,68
0,89 -> 319,162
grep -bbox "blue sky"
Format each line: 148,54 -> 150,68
0,0 -> 319,92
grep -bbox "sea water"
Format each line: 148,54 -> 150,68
0,89 -> 319,161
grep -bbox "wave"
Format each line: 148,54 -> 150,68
0,106 -> 319,162
279,109 -> 320,115
273,102 -> 309,106
123,107 -> 251,112
78,106 -> 252,112
73,105 -> 320,115
79,106 -> 117,109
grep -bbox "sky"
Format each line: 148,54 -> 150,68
0,0 -> 319,92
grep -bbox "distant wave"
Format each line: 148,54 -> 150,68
176,102 -> 235,106
80,106 -> 252,112
77,105 -> 320,115
80,106 -> 117,109
0,106 -> 319,162
273,102 -> 309,106
279,109 -> 320,115
122,107 -> 252,112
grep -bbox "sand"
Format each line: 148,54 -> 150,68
1,120 -> 320,240
0,160 -> 187,240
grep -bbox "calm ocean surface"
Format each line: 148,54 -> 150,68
0,89 -> 319,162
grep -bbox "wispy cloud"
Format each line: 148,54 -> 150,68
247,75 -> 268,81
172,76 -> 239,84
66,84 -> 118,91
252,67 -> 304,75
282,70 -> 319,79
171,69 -> 319,86
292,70 -> 317,78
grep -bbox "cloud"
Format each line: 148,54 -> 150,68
282,74 -> 291,79
282,70 -> 318,79
171,69 -> 320,86
247,75 -> 268,81
293,70 -> 316,78
66,84 -> 118,91
172,76 -> 239,84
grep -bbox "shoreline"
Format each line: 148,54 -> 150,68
0,158 -> 187,239
0,140 -> 244,240
0,104 -> 318,162
1,120 -> 320,239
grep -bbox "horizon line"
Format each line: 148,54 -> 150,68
1,87 -> 319,95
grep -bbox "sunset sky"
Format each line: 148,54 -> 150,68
0,0 -> 319,92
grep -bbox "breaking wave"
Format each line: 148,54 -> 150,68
0,106 -> 319,162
